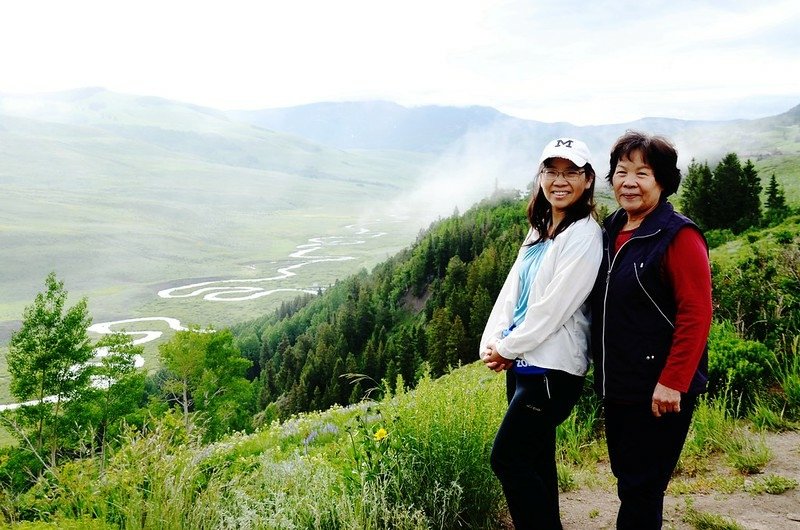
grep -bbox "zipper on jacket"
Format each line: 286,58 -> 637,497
633,262 -> 675,329
600,228 -> 661,398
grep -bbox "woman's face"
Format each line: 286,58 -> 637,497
612,150 -> 664,221
540,157 -> 592,215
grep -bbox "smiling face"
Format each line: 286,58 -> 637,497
540,157 -> 593,218
612,149 -> 664,223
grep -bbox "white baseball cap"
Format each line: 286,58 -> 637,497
539,138 -> 592,167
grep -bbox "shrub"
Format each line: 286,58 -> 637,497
705,229 -> 736,249
367,364 -> 505,529
707,322 -> 773,408
712,234 -> 800,353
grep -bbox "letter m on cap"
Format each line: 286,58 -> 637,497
555,139 -> 574,148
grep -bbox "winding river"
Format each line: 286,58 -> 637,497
0,225 -> 387,411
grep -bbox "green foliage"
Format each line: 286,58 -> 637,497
2,161 -> 798,527
5,272 -> 94,469
749,394 -> 797,432
712,223 -> 800,353
704,228 -> 736,249
746,473 -> 798,495
682,498 -> 744,530
767,335 -> 800,420
0,362 -> 509,529
707,322 -> 772,406
62,332 -> 148,469
157,328 -> 254,442
0,445 -> 44,494
681,395 -> 735,466
681,159 -> 714,229
556,383 -> 603,465
367,366 -> 505,528
764,173 -> 791,225
681,395 -> 772,476
724,432 -> 773,474
6,517 -> 116,529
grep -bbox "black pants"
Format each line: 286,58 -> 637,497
604,394 -> 697,530
490,369 -> 584,530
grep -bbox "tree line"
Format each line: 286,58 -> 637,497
681,152 -> 792,236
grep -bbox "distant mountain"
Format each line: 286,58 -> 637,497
0,89 -> 431,183
227,101 -> 516,152
228,99 -> 800,174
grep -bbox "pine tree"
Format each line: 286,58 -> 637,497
427,307 -> 452,376
765,173 -> 789,225
709,153 -> 762,233
738,159 -> 762,231
447,315 -> 469,366
680,159 -> 714,230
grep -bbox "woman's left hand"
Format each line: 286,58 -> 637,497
651,383 -> 681,417
482,346 -> 513,372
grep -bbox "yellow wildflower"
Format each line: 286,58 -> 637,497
373,427 -> 388,441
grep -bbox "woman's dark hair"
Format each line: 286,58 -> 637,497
526,160 -> 596,244
606,130 -> 681,197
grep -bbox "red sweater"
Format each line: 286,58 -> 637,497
615,227 -> 712,392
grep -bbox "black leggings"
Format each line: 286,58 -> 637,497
490,369 -> 585,530
604,395 -> 697,530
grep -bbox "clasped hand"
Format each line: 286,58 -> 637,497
482,345 -> 513,373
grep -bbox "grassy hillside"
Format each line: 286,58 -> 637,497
2,360 -> 797,529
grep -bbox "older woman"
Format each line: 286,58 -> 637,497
591,131 -> 712,529
481,137 -> 602,530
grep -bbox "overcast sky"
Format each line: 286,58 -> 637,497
1,0 -> 798,125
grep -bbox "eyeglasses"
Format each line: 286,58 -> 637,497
540,168 -> 585,182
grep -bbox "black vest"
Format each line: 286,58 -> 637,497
591,201 -> 708,402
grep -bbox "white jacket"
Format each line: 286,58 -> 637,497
479,216 -> 603,376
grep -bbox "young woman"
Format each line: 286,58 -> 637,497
480,137 -> 603,530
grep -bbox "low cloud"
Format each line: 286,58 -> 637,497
384,122 -> 537,226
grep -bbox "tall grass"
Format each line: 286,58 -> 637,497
682,499 -> 745,530
2,362 -> 608,529
5,356 -> 793,528
751,335 -> 800,431
681,394 -> 772,475
1,363 -> 508,529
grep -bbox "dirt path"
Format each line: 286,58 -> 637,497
557,430 -> 800,529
